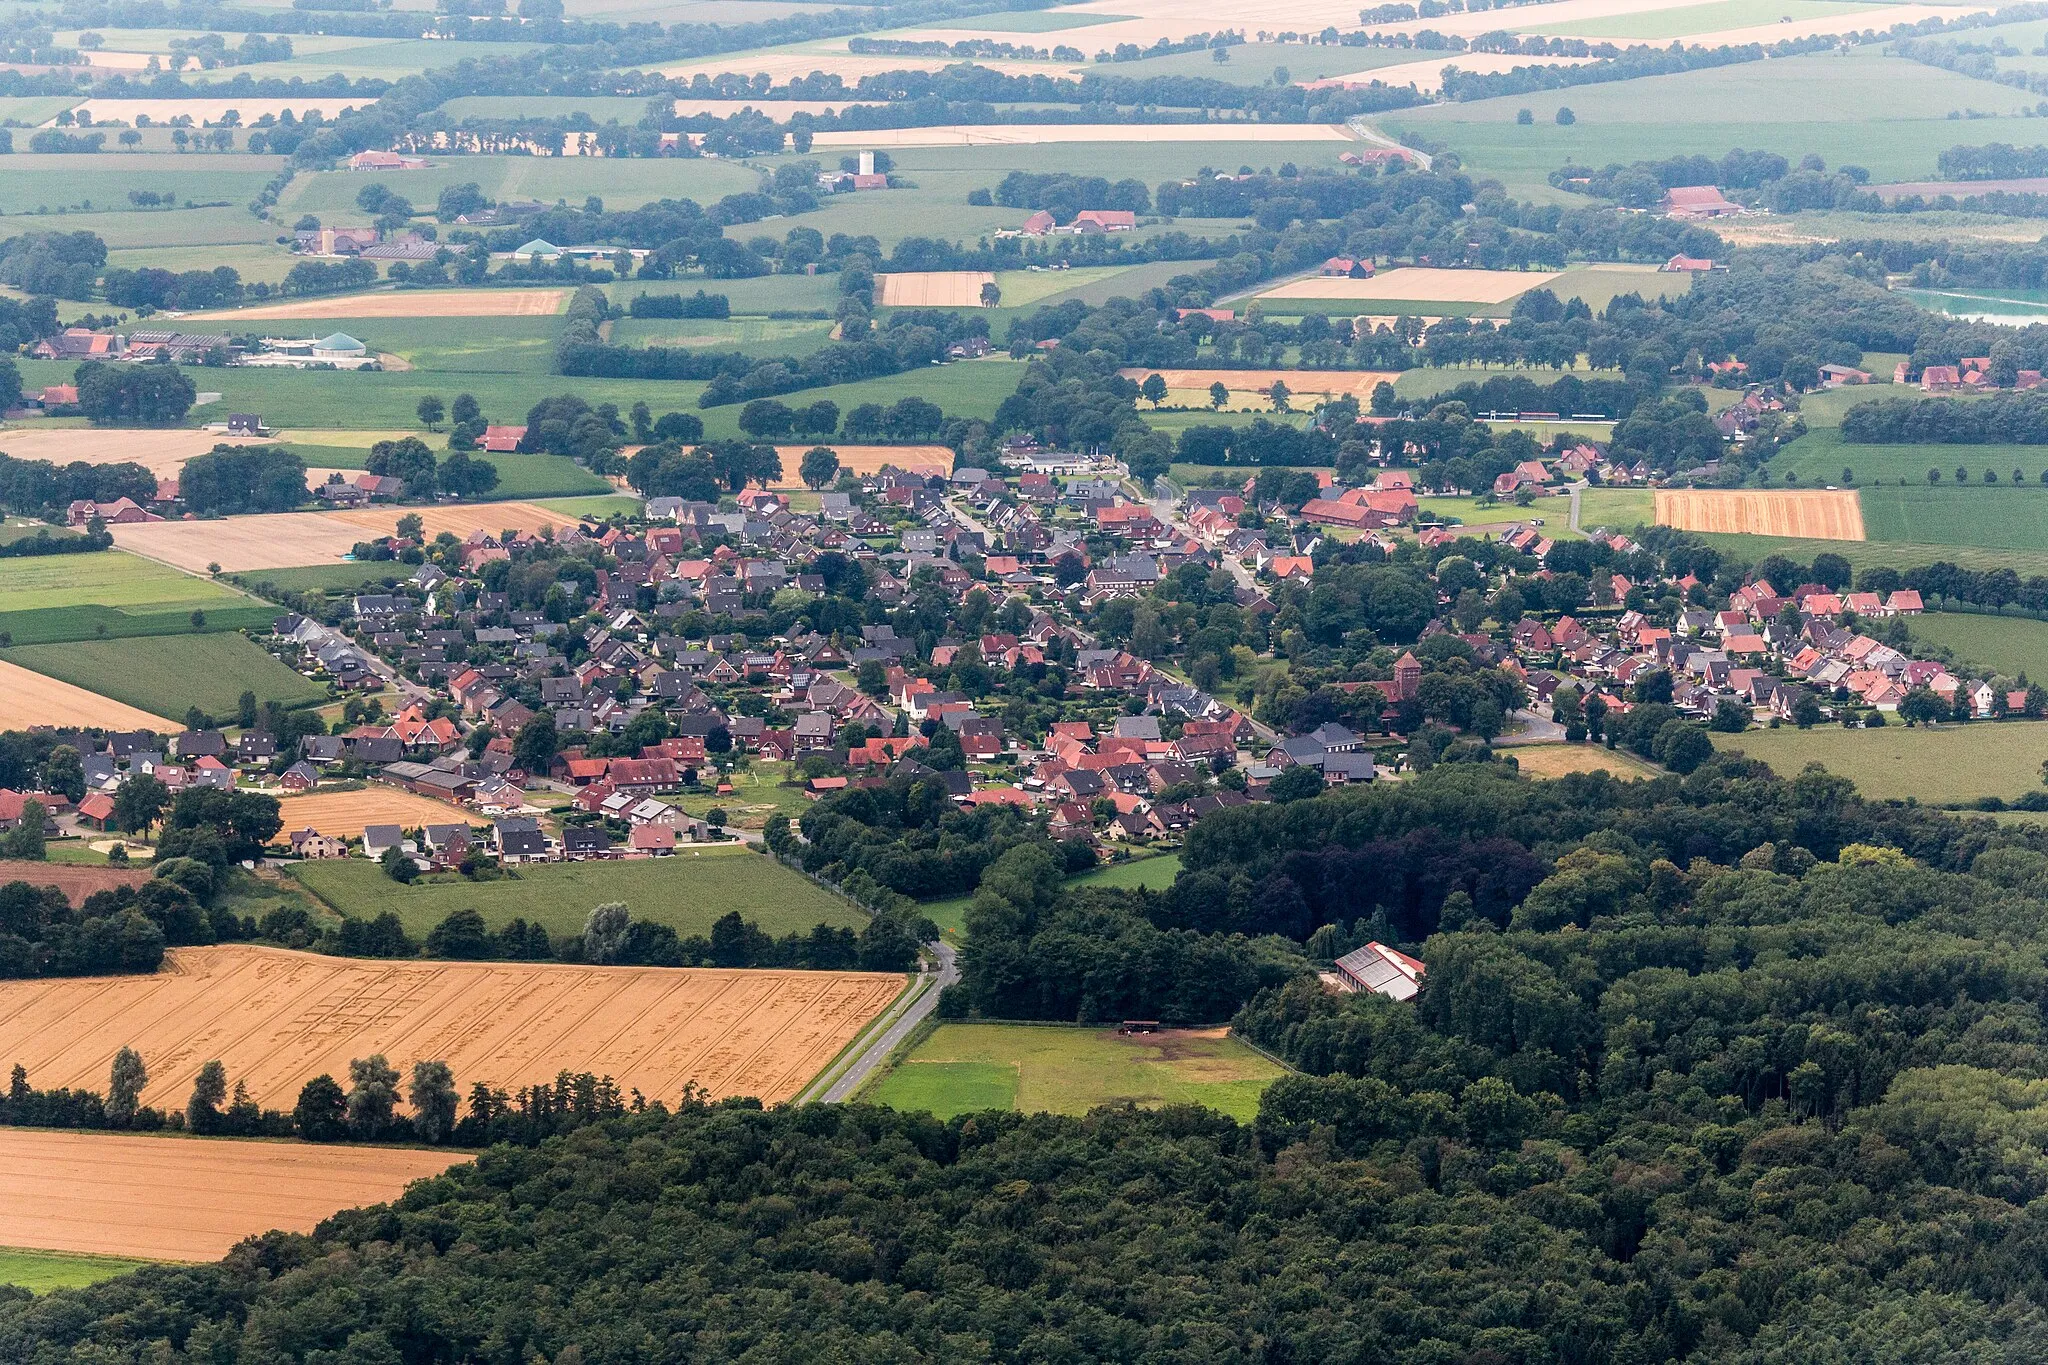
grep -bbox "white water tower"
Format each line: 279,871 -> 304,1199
858,150 -> 875,176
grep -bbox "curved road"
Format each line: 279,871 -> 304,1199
813,941 -> 959,1103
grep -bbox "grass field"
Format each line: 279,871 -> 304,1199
6,633 -> 325,719
228,563 -> 414,596
282,156 -> 761,220
1711,720 -> 2048,802
291,849 -> 862,939
606,315 -> 837,354
867,1022 -> 1286,1122
1764,429 -> 2048,487
1378,49 -> 2040,201
12,356 -> 1026,437
1857,486 -> 2048,551
919,853 -> 1182,939
0,551 -> 245,614
1907,613 -> 2048,680
1694,532 -> 2048,577
1580,488 -> 1657,528
1524,0 -> 1884,40
0,1247 -> 154,1294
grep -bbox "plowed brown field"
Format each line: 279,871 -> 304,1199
1655,489 -> 1866,541
276,787 -> 479,839
0,658 -> 181,730
0,1128 -> 464,1261
0,859 -> 150,906
0,945 -> 905,1112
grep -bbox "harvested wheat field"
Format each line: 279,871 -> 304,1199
0,658 -> 179,730
1500,744 -> 1659,779
1119,368 -> 1398,398
815,124 -> 1351,147
0,944 -> 906,1113
876,272 -> 997,307
184,290 -> 569,321
1260,267 -> 1561,304
1656,488 -> 1866,541
325,500 -> 585,540
276,787 -> 481,840
111,513 -> 367,573
770,443 -> 951,484
0,429 -> 270,480
0,1128 -> 464,1261
0,859 -> 150,906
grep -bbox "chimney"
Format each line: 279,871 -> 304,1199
858,150 -> 874,176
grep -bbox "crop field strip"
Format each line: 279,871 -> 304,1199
276,788 -> 486,840
183,290 -> 571,321
0,945 -> 907,1114
107,500 -> 590,573
0,658 -> 182,731
0,1128 -> 465,1262
0,861 -> 151,906
1655,488 -> 1866,540
3,634 -> 328,719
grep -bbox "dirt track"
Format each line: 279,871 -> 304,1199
0,1128 -> 464,1261
1655,488 -> 1867,541
0,658 -> 181,730
183,290 -> 569,321
0,944 -> 906,1113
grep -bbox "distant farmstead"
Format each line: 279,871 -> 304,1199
1661,186 -> 1743,219
1333,942 -> 1427,1001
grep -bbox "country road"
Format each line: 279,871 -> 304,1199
813,941 -> 959,1103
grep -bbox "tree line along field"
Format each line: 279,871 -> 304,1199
3,633 -> 326,720
292,450 -> 612,501
1709,720 -> 2048,804
12,356 -> 1028,438
289,851 -> 863,940
918,853 -> 1184,939
865,1022 -> 1287,1123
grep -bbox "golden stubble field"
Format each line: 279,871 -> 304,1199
0,944 -> 906,1112
1655,488 -> 1867,541
0,429 -> 274,479
0,658 -> 180,730
875,271 -> 997,307
769,442 -> 951,483
111,501 -> 587,572
276,787 -> 481,839
183,290 -> 569,321
0,1128 -> 465,1261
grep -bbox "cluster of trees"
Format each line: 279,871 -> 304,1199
625,288 -> 729,318
73,360 -> 197,427
0,230 -> 103,299
356,435 -> 500,498
1842,390 -> 2048,443
991,170 -> 1150,217
179,444 -> 308,515
100,263 -> 243,312
280,255 -> 377,297
0,450 -> 153,518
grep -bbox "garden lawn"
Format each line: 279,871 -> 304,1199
289,850 -> 862,940
0,1248 -> 154,1294
1908,613 -> 2048,680
4,634 -> 325,719
866,1022 -> 1287,1121
1709,720 -> 2048,803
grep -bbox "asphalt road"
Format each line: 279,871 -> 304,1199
816,940 -> 959,1103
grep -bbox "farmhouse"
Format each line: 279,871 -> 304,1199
1662,186 -> 1742,219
